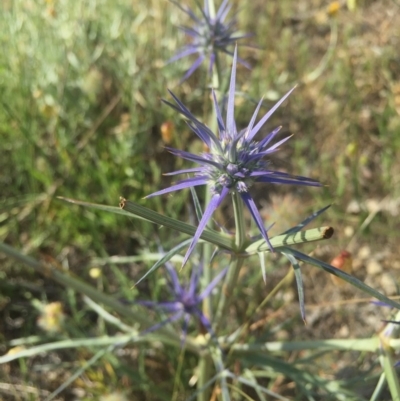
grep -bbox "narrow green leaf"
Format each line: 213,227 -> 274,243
231,337 -> 380,353
134,239 -> 192,286
370,372 -> 387,401
83,296 -> 134,333
257,252 -> 267,283
185,373 -> 221,401
241,370 -> 269,401
0,335 -> 133,364
380,340 -> 400,401
0,332 -> 201,365
379,312 -> 400,401
120,198 -> 233,250
59,196 -> 234,250
57,196 -> 147,220
190,186 -> 203,223
283,247 -> 400,310
91,253 -> 184,266
281,204 -> 331,235
282,252 -> 306,322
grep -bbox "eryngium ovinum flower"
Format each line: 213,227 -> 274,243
146,48 -> 321,266
169,0 -> 251,81
138,260 -> 227,344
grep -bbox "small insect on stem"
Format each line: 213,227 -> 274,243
119,197 -> 127,209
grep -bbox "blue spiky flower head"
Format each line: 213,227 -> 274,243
138,260 -> 227,344
147,48 -> 321,265
169,0 -> 251,81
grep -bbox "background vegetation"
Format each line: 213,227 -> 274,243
1,0 -> 400,399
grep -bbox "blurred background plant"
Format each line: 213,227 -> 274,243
1,0 -> 400,399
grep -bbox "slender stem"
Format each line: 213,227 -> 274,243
214,255 -> 243,334
197,353 -> 213,401
223,268 -> 294,360
212,52 -> 221,91
201,0 -> 223,338
172,347 -> 187,401
231,192 -> 246,249
202,43 -> 222,320
202,195 -> 213,319
211,347 -> 230,401
214,192 -> 246,332
198,2 -> 222,400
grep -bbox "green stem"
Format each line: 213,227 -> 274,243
214,255 -> 244,334
198,2 -> 221,400
202,191 -> 213,319
201,59 -> 221,318
232,191 -> 246,249
214,192 -> 246,332
197,354 -> 213,401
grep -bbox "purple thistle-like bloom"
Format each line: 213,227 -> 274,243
147,48 -> 321,266
139,260 -> 227,344
169,0 -> 251,81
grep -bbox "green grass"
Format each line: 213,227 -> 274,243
1,0 -> 400,399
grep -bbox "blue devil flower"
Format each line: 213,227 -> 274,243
138,260 -> 227,344
147,48 -> 321,265
169,0 -> 251,81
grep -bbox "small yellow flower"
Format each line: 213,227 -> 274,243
327,1 -> 341,17
37,302 -> 65,333
345,142 -> 357,157
89,267 -> 102,279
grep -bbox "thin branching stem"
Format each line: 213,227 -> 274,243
198,1 -> 222,397
214,193 -> 246,332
